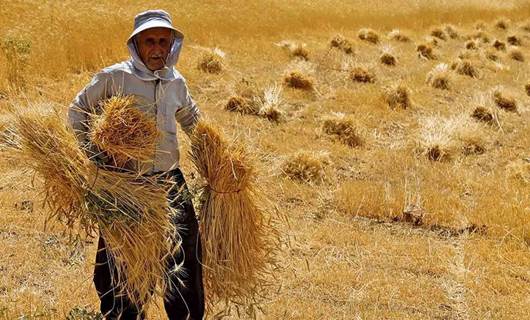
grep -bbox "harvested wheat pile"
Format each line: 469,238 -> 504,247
388,29 -> 410,42
385,83 -> 411,109
451,59 -> 480,78
380,51 -> 397,66
417,114 -> 488,161
507,35 -> 522,46
350,66 -> 376,83
225,95 -> 260,115
89,95 -> 159,168
358,28 -> 380,44
281,151 -> 329,183
330,34 -> 354,54
4,107 -> 178,308
430,27 -> 447,41
276,40 -> 309,60
471,107 -> 495,124
495,18 -> 509,30
525,83 -> 530,96
190,121 -> 276,310
284,71 -> 314,90
322,113 -> 363,147
484,49 -> 500,62
465,40 -> 479,50
493,88 -> 517,112
444,24 -> 460,39
426,63 -> 451,90
197,48 -> 225,74
508,47 -> 524,62
493,39 -> 507,51
417,43 -> 436,60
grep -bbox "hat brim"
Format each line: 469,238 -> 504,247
128,20 -> 184,41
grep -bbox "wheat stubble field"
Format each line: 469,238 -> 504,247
0,0 -> 529,319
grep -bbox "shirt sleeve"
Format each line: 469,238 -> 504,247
67,71 -> 111,144
175,79 -> 201,136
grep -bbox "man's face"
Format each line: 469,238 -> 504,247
136,27 -> 173,71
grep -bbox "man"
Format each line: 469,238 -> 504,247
68,10 -> 204,320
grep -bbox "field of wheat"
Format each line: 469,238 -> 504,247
0,0 -> 529,319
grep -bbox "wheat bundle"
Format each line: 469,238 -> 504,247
190,121 -> 275,309
89,95 -> 159,168
4,107 -> 178,307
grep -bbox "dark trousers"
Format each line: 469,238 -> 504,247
93,168 -> 205,320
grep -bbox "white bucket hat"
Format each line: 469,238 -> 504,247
128,9 -> 184,41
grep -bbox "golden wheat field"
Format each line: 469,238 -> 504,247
1,0 -> 530,319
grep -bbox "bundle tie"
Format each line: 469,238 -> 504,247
205,184 -> 242,194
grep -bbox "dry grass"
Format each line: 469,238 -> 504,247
358,28 -> 380,44
384,82 -> 411,109
190,121 -> 276,310
427,63 -> 452,90
322,113 -> 363,147
89,95 -> 159,169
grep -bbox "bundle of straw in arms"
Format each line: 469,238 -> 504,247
2,95 -> 276,313
3,99 -> 177,307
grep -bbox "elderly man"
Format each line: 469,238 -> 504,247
68,10 -> 204,320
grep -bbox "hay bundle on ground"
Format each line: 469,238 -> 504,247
330,34 -> 354,54
4,107 -> 178,307
384,83 -> 411,109
495,18 -> 509,30
190,121 -> 275,309
225,95 -> 260,115
465,40 -> 478,50
430,28 -> 447,41
525,83 -> 530,96
358,28 -> 380,44
416,43 -> 436,60
451,59 -> 480,78
507,35 -> 522,46
426,63 -> 451,90
284,71 -> 314,90
493,39 -> 507,51
471,107 -> 494,124
350,66 -> 376,83
281,151 -> 328,183
508,47 -> 524,62
493,88 -> 517,112
197,48 -> 225,74
276,40 -> 309,60
388,29 -> 410,42
484,49 -> 500,61
468,31 -> 490,43
322,113 -> 363,147
89,95 -> 159,168
444,24 -> 460,39
380,51 -> 397,66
